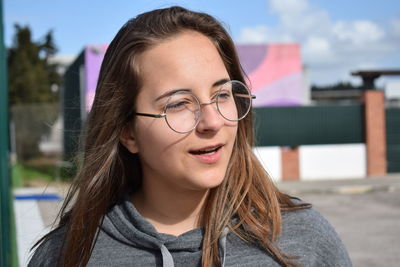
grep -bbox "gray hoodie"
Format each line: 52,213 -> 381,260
29,197 -> 352,266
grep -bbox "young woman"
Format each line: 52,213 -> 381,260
29,6 -> 352,267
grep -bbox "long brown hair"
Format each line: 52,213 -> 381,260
35,6 -> 308,266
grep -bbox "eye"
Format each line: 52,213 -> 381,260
216,90 -> 232,102
166,100 -> 188,110
165,97 -> 197,113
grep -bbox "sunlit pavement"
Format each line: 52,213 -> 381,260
13,175 -> 400,267
297,190 -> 400,267
278,175 -> 400,267
13,187 -> 63,267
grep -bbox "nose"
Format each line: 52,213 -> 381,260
195,102 -> 224,133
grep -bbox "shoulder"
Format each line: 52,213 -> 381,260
28,226 -> 66,267
279,202 -> 352,266
281,205 -> 339,242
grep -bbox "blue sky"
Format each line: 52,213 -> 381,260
4,0 -> 400,86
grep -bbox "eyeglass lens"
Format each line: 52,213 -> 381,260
164,81 -> 252,133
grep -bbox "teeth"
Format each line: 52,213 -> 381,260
201,149 -> 217,155
192,146 -> 220,155
202,147 -> 217,153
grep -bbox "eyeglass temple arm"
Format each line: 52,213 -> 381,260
135,112 -> 166,118
233,93 -> 256,99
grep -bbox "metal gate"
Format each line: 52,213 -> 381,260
386,108 -> 400,173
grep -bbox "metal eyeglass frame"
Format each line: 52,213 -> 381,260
133,80 -> 256,133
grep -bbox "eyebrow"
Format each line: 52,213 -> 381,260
154,78 -> 231,102
213,78 -> 230,87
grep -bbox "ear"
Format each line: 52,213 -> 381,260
120,125 -> 139,153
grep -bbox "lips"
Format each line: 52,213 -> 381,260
189,144 -> 224,164
189,144 -> 223,155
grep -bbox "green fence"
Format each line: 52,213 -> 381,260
254,104 -> 400,174
386,107 -> 400,173
63,52 -> 84,162
253,104 -> 365,147
0,0 -> 12,265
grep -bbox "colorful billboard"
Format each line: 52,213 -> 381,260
84,44 -> 108,112
236,44 -> 303,107
82,43 -> 303,111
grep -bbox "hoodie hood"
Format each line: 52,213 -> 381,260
101,196 -> 227,267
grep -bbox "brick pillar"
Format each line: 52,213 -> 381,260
364,90 -> 387,176
281,147 -> 300,181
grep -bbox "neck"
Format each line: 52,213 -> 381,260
132,181 -> 209,236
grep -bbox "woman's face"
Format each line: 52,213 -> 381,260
122,31 -> 238,193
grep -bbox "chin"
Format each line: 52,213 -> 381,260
193,172 -> 226,190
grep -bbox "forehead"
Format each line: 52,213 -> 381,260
136,31 -> 229,95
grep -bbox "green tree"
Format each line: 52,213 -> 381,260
311,82 -> 364,91
8,25 -> 60,105
8,25 -> 61,161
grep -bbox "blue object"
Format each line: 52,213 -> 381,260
14,194 -> 62,201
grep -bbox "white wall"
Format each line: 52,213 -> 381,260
253,146 -> 281,181
300,144 -> 366,180
254,144 -> 366,181
385,80 -> 400,99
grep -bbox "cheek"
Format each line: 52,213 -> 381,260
227,123 -> 239,141
134,119 -> 184,158
227,125 -> 239,154
135,131 -> 171,173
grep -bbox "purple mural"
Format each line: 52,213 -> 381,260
236,44 -> 303,107
84,44 -> 108,111
83,43 -> 303,111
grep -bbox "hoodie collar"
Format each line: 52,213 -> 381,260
101,196 -> 227,267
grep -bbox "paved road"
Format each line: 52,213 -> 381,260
277,176 -> 400,267
292,190 -> 400,267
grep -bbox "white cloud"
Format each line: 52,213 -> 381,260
237,0 -> 400,85
304,37 -> 330,54
238,25 -> 293,43
268,0 -> 331,37
269,0 -> 309,15
391,18 -> 400,37
303,36 -> 335,65
333,20 -> 385,45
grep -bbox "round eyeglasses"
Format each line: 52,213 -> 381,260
134,80 -> 256,133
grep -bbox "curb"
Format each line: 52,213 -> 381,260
277,176 -> 400,195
